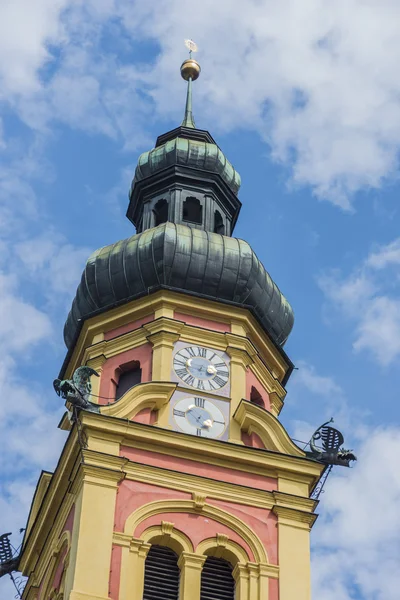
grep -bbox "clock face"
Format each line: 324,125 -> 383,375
173,345 -> 229,392
172,396 -> 227,439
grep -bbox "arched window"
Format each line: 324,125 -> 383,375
143,545 -> 180,600
183,197 -> 202,224
115,361 -> 142,401
153,199 -> 169,226
213,210 -> 225,235
200,556 -> 235,600
250,386 -> 265,408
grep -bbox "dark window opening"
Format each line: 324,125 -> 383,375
214,210 -> 225,235
250,386 -> 264,408
200,556 -> 235,600
143,545 -> 179,600
153,199 -> 168,226
115,361 -> 142,401
183,197 -> 202,224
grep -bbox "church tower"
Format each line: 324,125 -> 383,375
18,51 -> 325,600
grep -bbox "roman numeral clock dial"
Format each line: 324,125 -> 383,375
173,345 -> 229,392
172,396 -> 227,439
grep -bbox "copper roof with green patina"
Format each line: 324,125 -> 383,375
133,136 -> 241,195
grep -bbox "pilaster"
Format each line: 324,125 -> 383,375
119,538 -> 151,600
65,464 -> 122,600
273,506 -> 314,600
144,319 -> 184,427
178,552 -> 206,600
232,563 -> 250,600
225,345 -> 253,443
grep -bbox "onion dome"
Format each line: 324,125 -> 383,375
133,137 -> 241,196
64,54 -> 295,351
64,223 -> 294,349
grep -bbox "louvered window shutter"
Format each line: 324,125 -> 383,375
200,556 -> 235,600
142,545 -> 180,600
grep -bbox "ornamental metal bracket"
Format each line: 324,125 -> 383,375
306,419 -> 357,468
0,531 -> 25,598
53,366 -> 100,413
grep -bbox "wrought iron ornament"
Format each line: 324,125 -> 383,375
53,366 -> 100,412
0,532 -> 25,598
0,533 -> 18,577
307,419 -> 357,467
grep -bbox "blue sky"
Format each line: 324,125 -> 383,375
1,2 -> 400,599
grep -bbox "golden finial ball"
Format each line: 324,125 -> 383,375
180,59 -> 201,81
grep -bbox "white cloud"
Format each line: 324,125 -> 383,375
312,427 -> 400,600
294,360 -> 343,396
0,272 -> 52,352
319,237 -> 400,366
15,234 -> 90,299
2,1 -> 400,203
367,238 -> 400,270
0,0 -> 70,95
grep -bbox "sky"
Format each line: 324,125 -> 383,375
1,1 -> 400,598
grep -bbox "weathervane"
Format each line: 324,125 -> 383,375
181,39 -> 201,128
184,38 -> 198,58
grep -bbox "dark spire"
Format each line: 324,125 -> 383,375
180,43 -> 201,129
181,76 -> 195,128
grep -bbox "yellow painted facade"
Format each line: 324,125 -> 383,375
19,290 -> 324,600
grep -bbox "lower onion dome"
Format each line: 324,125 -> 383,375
64,222 -> 294,348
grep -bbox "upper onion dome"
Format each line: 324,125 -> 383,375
64,223 -> 294,349
133,136 -> 241,195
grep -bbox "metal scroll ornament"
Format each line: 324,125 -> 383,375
306,419 -> 357,467
53,366 -> 100,412
0,531 -> 26,598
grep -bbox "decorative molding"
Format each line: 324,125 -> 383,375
161,521 -> 174,536
233,400 -> 305,457
177,552 -> 207,570
112,532 -> 132,548
98,381 -> 176,420
123,498 -> 268,564
272,491 -> 317,513
198,537 -> 250,565
143,317 -> 185,339
216,533 -> 229,547
192,492 -> 207,510
80,411 -> 324,490
272,505 -> 318,530
268,391 -> 284,416
124,460 -> 275,509
137,525 -> 194,555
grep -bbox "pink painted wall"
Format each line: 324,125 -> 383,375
174,311 -> 231,333
64,504 -> 75,534
38,505 -> 75,599
104,314 -> 154,341
109,545 -> 121,600
269,577 -> 279,600
120,446 -> 277,492
241,431 -> 266,449
114,480 -> 190,532
132,407 -> 157,425
246,370 -> 270,411
210,498 -> 278,565
99,343 -> 152,404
